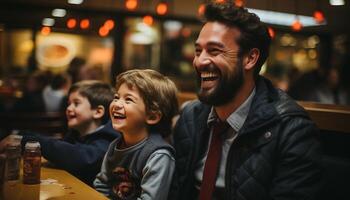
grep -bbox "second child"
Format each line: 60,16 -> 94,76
94,69 -> 178,200
0,80 -> 119,185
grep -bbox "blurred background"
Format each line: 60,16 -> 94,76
0,0 -> 350,113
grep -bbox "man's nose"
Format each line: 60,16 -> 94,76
195,52 -> 211,68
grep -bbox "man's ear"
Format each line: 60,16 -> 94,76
93,105 -> 105,119
146,111 -> 162,125
243,48 -> 260,71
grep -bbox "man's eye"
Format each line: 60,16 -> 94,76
208,49 -> 221,55
195,49 -> 202,56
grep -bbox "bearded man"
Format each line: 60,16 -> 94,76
169,2 -> 322,200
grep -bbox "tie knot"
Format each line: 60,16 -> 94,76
212,120 -> 229,136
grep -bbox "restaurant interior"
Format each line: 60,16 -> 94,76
0,0 -> 350,199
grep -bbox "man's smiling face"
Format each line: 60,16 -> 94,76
193,21 -> 244,106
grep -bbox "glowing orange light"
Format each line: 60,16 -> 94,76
268,27 -> 275,38
181,27 -> 192,38
67,18 -> 77,29
125,0 -> 138,10
80,19 -> 90,29
104,19 -> 115,30
99,26 -> 109,37
41,26 -> 51,35
143,15 -> 154,26
156,2 -> 168,15
291,19 -> 302,31
235,0 -> 244,7
198,4 -> 205,16
313,10 -> 325,23
216,0 -> 225,3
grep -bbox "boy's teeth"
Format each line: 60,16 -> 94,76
113,113 -> 125,118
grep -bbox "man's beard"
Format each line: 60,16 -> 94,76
197,60 -> 244,106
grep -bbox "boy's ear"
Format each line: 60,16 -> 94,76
146,111 -> 162,125
93,105 -> 105,119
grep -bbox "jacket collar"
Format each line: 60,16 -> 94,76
194,76 -> 279,138
236,76 -> 281,137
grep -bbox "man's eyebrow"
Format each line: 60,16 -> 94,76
194,41 -> 225,48
206,41 -> 225,48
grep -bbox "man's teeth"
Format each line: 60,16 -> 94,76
201,72 -> 219,81
201,72 -> 218,78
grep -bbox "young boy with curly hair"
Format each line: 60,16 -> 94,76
94,69 -> 178,200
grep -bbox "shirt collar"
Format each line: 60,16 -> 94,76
207,88 -> 256,132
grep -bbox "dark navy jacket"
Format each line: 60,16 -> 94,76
21,121 -> 120,185
170,76 -> 322,200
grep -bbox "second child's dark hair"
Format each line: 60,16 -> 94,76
68,80 -> 114,124
204,2 -> 271,79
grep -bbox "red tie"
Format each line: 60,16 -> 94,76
199,120 -> 229,200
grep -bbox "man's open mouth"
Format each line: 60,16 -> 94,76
201,72 -> 219,81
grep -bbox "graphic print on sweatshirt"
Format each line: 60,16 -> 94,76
111,166 -> 140,200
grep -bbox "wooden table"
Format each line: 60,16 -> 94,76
1,166 -> 108,200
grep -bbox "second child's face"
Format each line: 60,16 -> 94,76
66,91 -> 95,131
109,83 -> 148,135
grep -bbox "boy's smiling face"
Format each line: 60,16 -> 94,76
110,83 -> 149,136
66,91 -> 97,133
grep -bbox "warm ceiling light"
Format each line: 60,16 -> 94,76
52,9 -> 66,17
67,18 -> 77,29
104,19 -> 115,30
125,0 -> 138,10
329,0 -> 345,6
42,18 -> 55,27
248,8 -> 325,27
291,18 -> 303,31
215,0 -> 225,3
235,0 -> 244,7
198,4 -> 205,16
80,19 -> 90,29
156,2 -> 168,15
143,15 -> 154,26
41,26 -> 51,35
313,10 -> 325,23
68,0 -> 83,5
99,26 -> 109,37
268,27 -> 275,38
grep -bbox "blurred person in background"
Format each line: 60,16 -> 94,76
78,63 -> 105,81
11,70 -> 52,112
67,57 -> 87,84
42,73 -> 71,112
289,66 -> 350,105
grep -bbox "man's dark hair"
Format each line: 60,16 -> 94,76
204,2 -> 271,79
